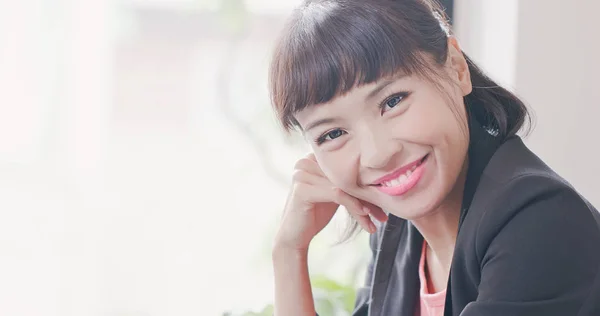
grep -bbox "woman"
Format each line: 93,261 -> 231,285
269,1 -> 600,315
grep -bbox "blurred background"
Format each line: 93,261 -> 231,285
0,0 -> 598,315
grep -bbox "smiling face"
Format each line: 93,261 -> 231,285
294,44 -> 473,219
271,1 -> 528,223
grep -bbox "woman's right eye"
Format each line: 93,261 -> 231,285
315,129 -> 346,145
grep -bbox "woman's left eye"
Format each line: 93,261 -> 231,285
315,128 -> 346,145
380,92 -> 410,113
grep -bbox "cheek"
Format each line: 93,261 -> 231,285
404,95 -> 467,144
389,102 -> 453,143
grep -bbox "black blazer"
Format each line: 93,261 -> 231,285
347,120 -> 600,316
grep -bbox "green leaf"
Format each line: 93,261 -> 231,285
312,275 -> 356,313
228,276 -> 356,315
314,296 -> 336,316
312,275 -> 346,292
258,305 -> 274,316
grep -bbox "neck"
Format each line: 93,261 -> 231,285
411,203 -> 460,270
411,159 -> 468,270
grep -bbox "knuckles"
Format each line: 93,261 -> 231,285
293,157 -> 313,170
291,169 -> 307,183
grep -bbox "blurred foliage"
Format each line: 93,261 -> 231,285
218,0 -> 249,35
222,304 -> 274,316
213,2 -> 363,316
312,275 -> 357,315
223,275 -> 356,316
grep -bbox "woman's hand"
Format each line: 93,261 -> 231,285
273,153 -> 388,252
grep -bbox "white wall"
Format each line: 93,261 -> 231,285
515,0 -> 600,206
454,0 -> 519,89
455,0 -> 600,206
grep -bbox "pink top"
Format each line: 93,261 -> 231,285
416,240 -> 447,316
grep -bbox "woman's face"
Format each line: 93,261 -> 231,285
294,42 -> 473,219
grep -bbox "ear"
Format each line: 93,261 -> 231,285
446,37 -> 472,96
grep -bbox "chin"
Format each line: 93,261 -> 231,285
388,201 -> 440,221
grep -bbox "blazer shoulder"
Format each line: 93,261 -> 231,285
479,137 -> 594,210
467,137 -> 599,258
483,137 -> 568,186
473,136 -> 593,210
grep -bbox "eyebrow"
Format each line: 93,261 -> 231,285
303,117 -> 338,133
303,75 -> 405,133
365,78 -> 397,102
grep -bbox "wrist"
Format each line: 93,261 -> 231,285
272,232 -> 312,255
272,244 -> 309,263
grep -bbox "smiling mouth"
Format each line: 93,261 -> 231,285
372,154 -> 429,187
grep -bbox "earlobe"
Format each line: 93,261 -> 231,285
447,37 -> 472,96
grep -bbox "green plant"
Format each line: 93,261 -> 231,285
223,275 -> 355,316
222,304 -> 274,316
312,275 -> 356,316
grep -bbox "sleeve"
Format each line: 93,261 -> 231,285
460,178 -> 600,316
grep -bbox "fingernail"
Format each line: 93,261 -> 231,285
381,213 -> 389,222
362,206 -> 371,215
369,222 -> 377,233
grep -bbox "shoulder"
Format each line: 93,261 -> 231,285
468,136 -> 600,262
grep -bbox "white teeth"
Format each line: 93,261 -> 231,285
382,172 -> 411,187
398,174 -> 408,183
411,165 -> 417,172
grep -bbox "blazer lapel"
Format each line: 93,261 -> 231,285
443,112 -> 503,316
369,217 -> 423,316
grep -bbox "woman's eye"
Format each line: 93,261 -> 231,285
316,129 -> 346,145
386,96 -> 402,108
380,92 -> 410,113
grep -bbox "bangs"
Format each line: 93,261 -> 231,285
269,0 -> 448,130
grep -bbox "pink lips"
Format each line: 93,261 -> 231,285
374,155 -> 429,196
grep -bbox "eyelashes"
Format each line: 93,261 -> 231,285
378,91 -> 411,114
315,128 -> 346,145
313,90 -> 412,146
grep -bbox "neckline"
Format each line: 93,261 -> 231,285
419,240 -> 447,303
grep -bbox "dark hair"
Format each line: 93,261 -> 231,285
269,0 -> 530,238
269,0 -> 529,136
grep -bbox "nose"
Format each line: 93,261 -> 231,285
359,126 -> 402,170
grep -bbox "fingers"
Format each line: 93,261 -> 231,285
293,166 -> 388,224
294,154 -> 325,177
331,188 -> 377,233
291,169 -> 330,187
292,183 -> 374,233
293,154 -> 386,234
362,201 -> 389,223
